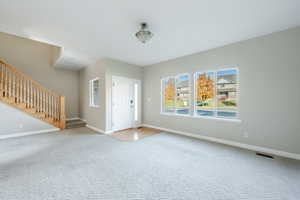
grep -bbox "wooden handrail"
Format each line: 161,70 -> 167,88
0,59 -> 65,130
0,60 -> 58,96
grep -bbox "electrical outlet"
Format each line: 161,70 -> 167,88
243,132 -> 249,138
19,124 -> 23,129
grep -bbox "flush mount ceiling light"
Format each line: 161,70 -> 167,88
135,23 -> 153,44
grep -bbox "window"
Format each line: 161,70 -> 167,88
195,69 -> 238,118
216,69 -> 238,118
195,72 -> 215,117
162,77 -> 175,113
89,78 -> 100,107
175,74 -> 191,115
161,68 -> 239,120
161,74 -> 191,115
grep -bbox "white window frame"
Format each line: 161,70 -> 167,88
194,67 -> 239,119
89,78 -> 100,108
175,73 -> 192,116
161,76 -> 176,114
215,67 -> 239,119
161,74 -> 191,116
160,68 -> 240,122
194,71 -> 217,118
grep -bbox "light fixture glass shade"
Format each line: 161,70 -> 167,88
135,23 -> 153,43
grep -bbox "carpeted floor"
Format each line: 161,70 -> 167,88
0,127 -> 299,200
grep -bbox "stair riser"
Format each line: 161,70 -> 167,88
67,126 -> 86,129
66,119 -> 86,129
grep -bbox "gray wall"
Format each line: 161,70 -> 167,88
0,32 -> 79,118
143,27 -> 300,154
105,59 -> 143,131
79,58 -> 143,132
0,102 -> 54,136
79,60 -> 107,131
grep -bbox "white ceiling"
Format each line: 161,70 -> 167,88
0,0 -> 300,67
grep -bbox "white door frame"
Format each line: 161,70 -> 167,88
111,76 -> 142,132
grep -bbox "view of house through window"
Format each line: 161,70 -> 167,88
162,68 -> 238,119
162,75 -> 191,115
195,72 -> 215,117
162,77 -> 175,113
216,69 -> 238,117
175,74 -> 191,115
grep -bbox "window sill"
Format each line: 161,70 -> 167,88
89,105 -> 100,108
160,112 -> 241,123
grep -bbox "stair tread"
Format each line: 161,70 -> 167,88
67,121 -> 86,124
67,120 -> 86,124
66,124 -> 86,127
66,119 -> 84,123
66,124 -> 86,129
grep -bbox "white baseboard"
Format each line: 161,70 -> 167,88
0,128 -> 59,140
86,124 -> 107,134
86,124 -> 113,135
66,117 -> 80,121
105,130 -> 114,134
142,124 -> 300,160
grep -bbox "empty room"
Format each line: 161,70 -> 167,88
0,0 -> 300,199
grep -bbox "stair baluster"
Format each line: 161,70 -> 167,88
0,60 -> 65,130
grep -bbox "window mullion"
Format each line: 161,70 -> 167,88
174,76 -> 177,114
214,71 -> 217,117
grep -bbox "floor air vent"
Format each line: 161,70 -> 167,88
256,152 -> 274,159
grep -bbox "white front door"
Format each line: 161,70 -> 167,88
112,76 -> 141,132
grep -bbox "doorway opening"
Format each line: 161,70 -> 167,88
112,76 -> 141,132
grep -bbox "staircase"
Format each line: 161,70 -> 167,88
0,60 -> 66,130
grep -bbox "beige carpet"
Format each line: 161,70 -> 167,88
0,127 -> 299,200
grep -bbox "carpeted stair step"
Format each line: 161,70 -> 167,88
66,119 -> 86,129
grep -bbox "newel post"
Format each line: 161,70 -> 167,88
59,96 -> 66,130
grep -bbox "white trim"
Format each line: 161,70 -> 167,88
192,114 -> 241,123
89,105 -> 100,108
66,117 -> 80,121
194,71 -> 216,117
160,112 -> 241,123
175,73 -> 192,115
194,68 -> 239,119
142,124 -> 300,160
160,112 -> 195,118
111,76 -> 142,132
161,77 -> 175,113
0,128 -> 59,140
161,74 -> 192,115
161,68 -> 239,120
105,130 -> 114,134
89,77 -> 100,108
216,67 -> 239,118
86,124 -> 111,134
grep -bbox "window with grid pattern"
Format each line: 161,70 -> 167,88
89,78 -> 100,107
